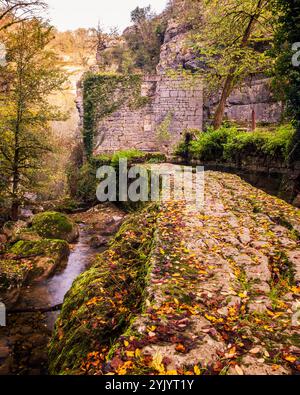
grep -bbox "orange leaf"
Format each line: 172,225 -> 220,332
175,343 -> 186,353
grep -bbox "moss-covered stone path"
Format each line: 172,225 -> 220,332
49,166 -> 300,375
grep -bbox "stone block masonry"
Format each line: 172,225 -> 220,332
93,75 -> 203,155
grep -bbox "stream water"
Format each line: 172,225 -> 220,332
14,224 -> 102,329
0,223 -> 107,375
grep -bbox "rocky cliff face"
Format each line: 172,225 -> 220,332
157,19 -> 200,74
205,76 -> 283,126
157,17 -> 282,126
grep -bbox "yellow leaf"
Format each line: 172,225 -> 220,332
205,314 -> 217,322
124,340 -> 129,347
151,352 -> 165,374
284,355 -> 296,363
135,349 -> 141,358
228,346 -> 236,356
194,365 -> 201,375
117,360 -> 133,375
126,351 -> 135,358
166,370 -> 178,375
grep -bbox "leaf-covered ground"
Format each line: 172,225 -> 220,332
49,167 -> 300,375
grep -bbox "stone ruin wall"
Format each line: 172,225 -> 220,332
92,75 -> 203,155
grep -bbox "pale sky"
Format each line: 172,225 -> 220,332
45,0 -> 167,32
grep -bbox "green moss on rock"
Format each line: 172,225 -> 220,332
0,259 -> 30,291
1,239 -> 69,286
32,212 -> 79,243
8,239 -> 69,259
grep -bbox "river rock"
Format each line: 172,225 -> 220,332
19,208 -> 34,222
100,217 -> 123,236
89,236 -> 108,249
0,344 -> 10,359
0,239 -> 70,309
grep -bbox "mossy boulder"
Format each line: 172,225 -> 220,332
9,239 -> 69,260
0,259 -> 30,309
0,239 -> 70,308
32,212 -> 79,243
8,239 -> 70,283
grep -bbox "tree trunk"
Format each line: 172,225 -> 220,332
213,74 -> 234,130
251,108 -> 256,131
11,112 -> 20,221
11,163 -> 20,221
11,200 -> 19,221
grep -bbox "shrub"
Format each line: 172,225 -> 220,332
75,162 -> 98,203
175,124 -> 295,163
111,149 -> 146,167
224,124 -> 295,161
189,127 -> 237,161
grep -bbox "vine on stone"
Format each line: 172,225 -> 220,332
83,72 -> 149,158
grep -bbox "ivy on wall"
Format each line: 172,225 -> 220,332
82,72 -> 149,158
155,112 -> 173,144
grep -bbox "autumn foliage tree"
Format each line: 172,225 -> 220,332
0,20 -> 66,219
124,5 -> 166,73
